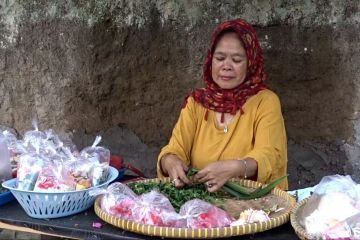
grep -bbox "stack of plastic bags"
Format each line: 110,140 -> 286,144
2,124 -> 111,192
91,182 -> 234,228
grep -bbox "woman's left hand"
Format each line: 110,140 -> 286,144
193,160 -> 240,192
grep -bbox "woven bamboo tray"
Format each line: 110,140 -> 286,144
95,178 -> 296,239
290,197 -> 314,240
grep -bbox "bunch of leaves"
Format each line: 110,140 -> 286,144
128,181 -> 225,212
188,168 -> 288,200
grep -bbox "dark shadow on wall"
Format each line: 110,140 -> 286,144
259,24 -> 358,189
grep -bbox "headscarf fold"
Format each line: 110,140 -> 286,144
187,19 -> 268,123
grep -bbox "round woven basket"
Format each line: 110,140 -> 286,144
95,178 -> 296,239
290,197 -> 315,240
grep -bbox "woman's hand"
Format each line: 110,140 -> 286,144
160,154 -> 191,188
194,160 -> 241,192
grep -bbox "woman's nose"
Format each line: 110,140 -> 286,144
222,60 -> 232,71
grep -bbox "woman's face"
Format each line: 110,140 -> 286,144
211,32 -> 248,89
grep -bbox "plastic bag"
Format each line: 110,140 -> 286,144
33,161 -> 76,192
133,190 -> 185,227
313,175 -> 359,200
16,153 -> 45,190
98,183 -> 185,227
0,132 -> 12,182
99,182 -> 138,220
64,157 -> 93,190
90,162 -> 109,187
23,129 -> 48,153
80,136 -> 110,165
299,175 -> 360,239
179,199 -> 234,228
323,212 -> 360,240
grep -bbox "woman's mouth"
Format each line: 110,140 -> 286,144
220,76 -> 234,81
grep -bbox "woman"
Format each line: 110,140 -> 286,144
157,19 -> 288,192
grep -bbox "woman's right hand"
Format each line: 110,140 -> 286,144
160,154 -> 191,188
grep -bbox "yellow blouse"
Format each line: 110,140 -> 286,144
157,89 -> 288,190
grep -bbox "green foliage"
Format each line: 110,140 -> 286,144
224,175 -> 288,200
128,181 -> 224,212
128,168 -> 287,211
187,168 -> 287,200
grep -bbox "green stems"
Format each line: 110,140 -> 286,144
187,167 -> 287,200
222,175 -> 288,200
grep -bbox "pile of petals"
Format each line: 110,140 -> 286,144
230,209 -> 270,226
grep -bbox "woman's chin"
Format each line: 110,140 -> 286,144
218,83 -> 241,90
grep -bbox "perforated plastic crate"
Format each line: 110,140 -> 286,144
2,166 -> 118,219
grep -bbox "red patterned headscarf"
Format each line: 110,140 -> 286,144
188,19 -> 268,123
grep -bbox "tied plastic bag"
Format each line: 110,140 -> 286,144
94,182 -> 138,220
299,175 -> 360,239
94,183 -> 185,227
33,161 -> 76,192
80,136 -> 110,164
1,130 -> 21,174
65,157 -> 93,190
133,190 -> 185,227
23,128 -> 48,153
179,199 -> 234,228
0,132 -> 12,182
90,162 -> 109,187
17,153 -> 45,190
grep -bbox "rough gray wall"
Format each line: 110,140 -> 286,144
1,0 -> 360,189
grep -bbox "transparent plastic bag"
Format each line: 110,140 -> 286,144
64,157 -> 93,190
8,140 -> 28,171
34,161 -> 76,192
44,129 -> 63,150
80,136 -> 110,165
323,212 -> 360,240
2,130 -> 18,145
99,183 -> 138,220
23,129 -> 47,153
179,199 -> 234,228
16,153 -> 46,190
313,175 -> 359,200
299,175 -> 360,239
97,183 -> 185,227
0,132 -> 12,182
90,162 -> 109,187
133,190 -> 185,227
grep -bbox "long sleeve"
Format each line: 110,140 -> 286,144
157,97 -> 198,177
244,92 -> 288,190
156,90 -> 288,190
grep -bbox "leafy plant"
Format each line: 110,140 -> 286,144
127,169 -> 287,211
128,181 -> 224,211
188,168 -> 287,200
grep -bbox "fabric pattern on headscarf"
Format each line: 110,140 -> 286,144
187,18 -> 268,123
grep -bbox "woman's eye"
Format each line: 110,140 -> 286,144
233,59 -> 242,63
215,57 -> 224,61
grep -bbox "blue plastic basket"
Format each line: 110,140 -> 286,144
1,166 -> 118,219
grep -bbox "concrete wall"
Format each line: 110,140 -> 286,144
1,0 -> 360,189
